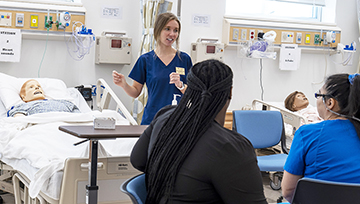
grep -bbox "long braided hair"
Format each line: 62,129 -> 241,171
144,59 -> 233,203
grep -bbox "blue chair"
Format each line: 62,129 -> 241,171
232,110 -> 288,190
120,173 -> 147,204
281,177 -> 360,204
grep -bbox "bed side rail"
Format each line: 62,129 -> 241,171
96,78 -> 138,125
0,162 -> 15,195
252,99 -> 307,135
12,173 -> 47,204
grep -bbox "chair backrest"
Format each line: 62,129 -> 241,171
292,178 -> 360,204
120,173 -> 147,204
233,110 -> 285,150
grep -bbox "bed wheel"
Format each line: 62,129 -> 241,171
270,179 -> 281,190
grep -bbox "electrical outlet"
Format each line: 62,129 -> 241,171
232,28 -> 239,41
241,29 -> 247,41
249,29 -> 255,40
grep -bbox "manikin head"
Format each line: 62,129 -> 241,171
285,91 -> 309,112
20,79 -> 46,102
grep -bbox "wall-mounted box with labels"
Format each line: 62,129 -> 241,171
223,17 -> 341,49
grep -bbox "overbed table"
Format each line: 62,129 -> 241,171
59,125 -> 148,204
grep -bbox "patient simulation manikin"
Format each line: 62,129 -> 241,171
7,79 -> 80,117
285,91 -> 322,123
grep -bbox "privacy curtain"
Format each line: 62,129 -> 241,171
133,0 -> 173,124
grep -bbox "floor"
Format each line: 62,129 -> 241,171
262,172 -> 284,204
0,191 -> 14,204
0,173 -> 284,204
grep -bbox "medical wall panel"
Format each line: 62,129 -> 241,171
223,17 -> 341,50
0,1 -> 85,33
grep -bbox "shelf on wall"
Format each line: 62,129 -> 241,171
225,43 -> 338,54
21,30 -> 72,40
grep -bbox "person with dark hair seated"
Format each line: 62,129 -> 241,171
282,73 -> 360,203
130,59 -> 267,204
8,79 -> 80,117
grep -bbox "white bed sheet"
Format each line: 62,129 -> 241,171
0,74 -> 139,200
0,110 -> 138,200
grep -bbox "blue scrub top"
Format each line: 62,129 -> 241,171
284,119 -> 360,183
129,50 -> 192,125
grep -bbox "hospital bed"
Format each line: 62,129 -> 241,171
0,73 -> 142,204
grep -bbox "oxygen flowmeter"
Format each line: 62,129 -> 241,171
191,38 -> 224,64
58,11 -> 71,29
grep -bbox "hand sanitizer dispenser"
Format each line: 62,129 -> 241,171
172,94 -> 181,105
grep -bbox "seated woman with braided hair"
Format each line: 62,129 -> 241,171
8,79 -> 80,117
130,59 -> 267,204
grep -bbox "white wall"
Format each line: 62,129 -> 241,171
0,0 -> 359,113
181,0 -> 359,111
0,0 -> 142,111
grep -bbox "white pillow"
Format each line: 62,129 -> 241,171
0,73 -> 75,111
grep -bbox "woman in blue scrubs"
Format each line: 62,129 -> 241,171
282,73 -> 360,203
113,12 -> 192,125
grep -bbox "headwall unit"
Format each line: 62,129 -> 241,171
0,0 -> 86,34
223,17 -> 341,50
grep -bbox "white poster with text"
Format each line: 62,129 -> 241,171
0,28 -> 21,62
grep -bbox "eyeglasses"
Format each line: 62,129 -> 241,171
314,93 -> 329,99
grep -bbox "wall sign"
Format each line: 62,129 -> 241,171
0,28 -> 21,62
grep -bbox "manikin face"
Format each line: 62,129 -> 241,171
293,93 -> 309,111
21,80 -> 46,102
159,20 -> 179,47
